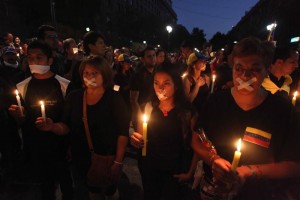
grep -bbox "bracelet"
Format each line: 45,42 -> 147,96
210,154 -> 220,166
114,160 -> 123,165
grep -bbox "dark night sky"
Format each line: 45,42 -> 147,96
172,0 -> 259,40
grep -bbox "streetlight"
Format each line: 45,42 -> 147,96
86,27 -> 90,32
143,40 -> 147,45
166,25 -> 173,50
266,22 -> 277,41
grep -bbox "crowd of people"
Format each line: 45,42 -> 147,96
1,24 -> 300,200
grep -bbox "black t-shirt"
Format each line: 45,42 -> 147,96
269,73 -> 285,88
198,90 -> 299,164
130,66 -> 154,106
21,75 -> 69,162
62,88 -> 129,169
197,90 -> 300,197
268,73 -> 290,100
142,104 -> 196,173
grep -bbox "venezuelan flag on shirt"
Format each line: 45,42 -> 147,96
243,127 -> 272,148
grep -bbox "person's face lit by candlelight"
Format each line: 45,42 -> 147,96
154,72 -> 175,102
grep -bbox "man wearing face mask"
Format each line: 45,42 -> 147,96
0,46 -> 25,86
8,40 -> 73,200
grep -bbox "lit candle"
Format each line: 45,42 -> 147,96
211,74 -> 216,93
15,90 -> 23,116
181,72 -> 187,78
40,101 -> 46,122
292,91 -> 298,106
231,138 -> 242,171
142,114 -> 148,157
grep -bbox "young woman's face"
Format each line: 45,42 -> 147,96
194,59 -> 206,71
154,72 -> 175,102
82,64 -> 104,88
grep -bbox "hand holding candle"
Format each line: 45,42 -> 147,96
40,101 -> 46,122
231,138 -> 242,171
211,74 -> 216,93
142,114 -> 148,157
15,90 -> 23,116
292,91 -> 298,106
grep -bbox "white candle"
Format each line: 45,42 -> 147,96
292,91 -> 298,106
40,101 -> 46,122
15,90 -> 23,116
211,74 -> 216,93
142,114 -> 148,157
231,138 -> 242,171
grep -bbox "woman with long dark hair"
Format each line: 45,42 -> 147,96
130,63 -> 198,200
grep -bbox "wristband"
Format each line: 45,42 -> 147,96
114,160 -> 123,165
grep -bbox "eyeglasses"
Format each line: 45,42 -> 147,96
234,66 -> 264,76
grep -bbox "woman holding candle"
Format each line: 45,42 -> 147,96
192,37 -> 300,199
183,52 -> 210,114
38,56 -> 129,200
130,63 -> 199,200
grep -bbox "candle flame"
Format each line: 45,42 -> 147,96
181,73 -> 187,78
143,114 -> 147,123
237,138 -> 242,152
40,101 -> 44,106
15,90 -> 19,96
294,91 -> 298,97
212,74 -> 216,81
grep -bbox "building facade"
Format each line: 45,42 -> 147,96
227,0 -> 300,46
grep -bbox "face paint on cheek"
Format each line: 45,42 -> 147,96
83,77 -> 97,87
156,89 -> 168,101
236,77 -> 257,91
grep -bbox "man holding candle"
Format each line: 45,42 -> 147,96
192,37 -> 300,199
9,40 -> 73,200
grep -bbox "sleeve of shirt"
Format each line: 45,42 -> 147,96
111,91 -> 130,137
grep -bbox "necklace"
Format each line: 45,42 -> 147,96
162,109 -> 169,117
159,105 -> 174,117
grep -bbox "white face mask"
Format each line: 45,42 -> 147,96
236,77 -> 257,92
83,77 -> 97,87
4,60 -> 19,69
29,65 -> 50,74
156,89 -> 168,101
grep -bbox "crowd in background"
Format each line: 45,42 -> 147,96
1,25 -> 300,200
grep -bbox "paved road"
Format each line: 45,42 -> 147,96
0,151 -> 143,200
